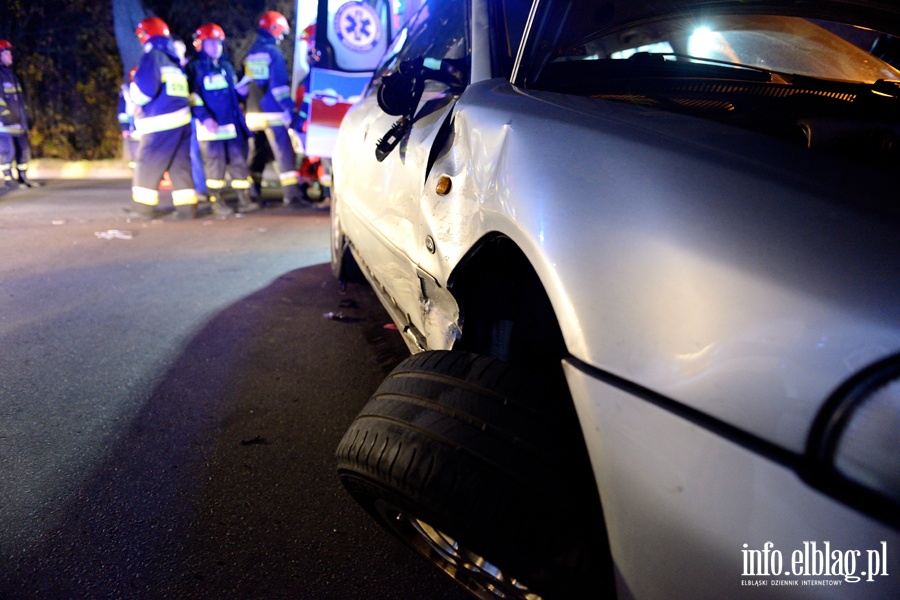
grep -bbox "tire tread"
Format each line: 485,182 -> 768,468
336,350 -> 612,599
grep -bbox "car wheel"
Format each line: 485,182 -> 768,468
336,350 -> 614,599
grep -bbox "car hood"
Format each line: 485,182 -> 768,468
547,0 -> 900,48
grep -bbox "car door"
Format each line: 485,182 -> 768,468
333,0 -> 471,347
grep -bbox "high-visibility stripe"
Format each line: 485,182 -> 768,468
207,179 -> 226,190
245,112 -> 286,131
172,188 -> 198,206
231,178 -> 251,190
129,81 -> 153,106
189,93 -> 205,107
195,121 -> 237,141
0,125 -> 24,134
134,106 -> 191,134
203,73 -> 229,91
279,170 -> 298,186
271,85 -> 290,103
133,186 -> 159,206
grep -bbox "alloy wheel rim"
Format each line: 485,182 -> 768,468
379,503 -> 542,600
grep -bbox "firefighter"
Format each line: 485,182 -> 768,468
186,23 -> 259,215
0,40 -> 35,191
128,17 -> 198,220
242,11 -> 305,206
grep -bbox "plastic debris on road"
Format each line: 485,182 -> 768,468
323,311 -> 361,323
94,229 -> 134,240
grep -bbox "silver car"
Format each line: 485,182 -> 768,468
331,1 -> 900,598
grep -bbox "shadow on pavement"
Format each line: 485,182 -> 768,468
1,263 -> 471,600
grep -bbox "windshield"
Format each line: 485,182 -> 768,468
554,16 -> 900,83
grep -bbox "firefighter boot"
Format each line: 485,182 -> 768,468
210,194 -> 234,216
124,202 -> 171,220
236,189 -> 260,214
196,195 -> 213,216
173,204 -> 198,221
16,170 -> 35,188
249,174 -> 263,202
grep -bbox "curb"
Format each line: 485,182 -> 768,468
29,159 -> 132,180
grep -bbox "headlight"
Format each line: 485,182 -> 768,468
809,355 -> 900,523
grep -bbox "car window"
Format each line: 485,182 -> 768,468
520,5 -> 900,164
371,0 -> 470,90
558,16 -> 900,83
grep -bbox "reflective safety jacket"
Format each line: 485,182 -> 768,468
186,54 -> 249,142
243,30 -> 293,131
130,36 -> 191,135
0,64 -> 28,135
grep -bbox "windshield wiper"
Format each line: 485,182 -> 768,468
634,52 -> 792,83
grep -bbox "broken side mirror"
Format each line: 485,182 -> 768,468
374,56 -> 467,161
377,71 -> 417,116
377,58 -> 424,117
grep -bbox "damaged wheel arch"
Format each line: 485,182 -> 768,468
449,234 -> 568,368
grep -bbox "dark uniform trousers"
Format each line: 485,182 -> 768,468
133,124 -> 196,207
12,135 -> 30,176
250,123 -> 300,201
0,135 -> 30,183
201,135 -> 251,195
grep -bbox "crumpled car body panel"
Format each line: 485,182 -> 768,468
331,1 -> 900,596
408,78 -> 900,455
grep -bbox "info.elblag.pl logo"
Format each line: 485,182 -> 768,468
741,541 -> 889,587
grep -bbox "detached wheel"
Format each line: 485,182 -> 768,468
336,351 -> 614,599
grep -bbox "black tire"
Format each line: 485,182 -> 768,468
336,351 -> 614,599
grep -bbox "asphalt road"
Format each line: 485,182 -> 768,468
0,180 -> 473,600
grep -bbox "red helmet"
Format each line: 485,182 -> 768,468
258,11 -> 290,38
193,23 -> 226,51
135,16 -> 170,44
0,40 -> 12,51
